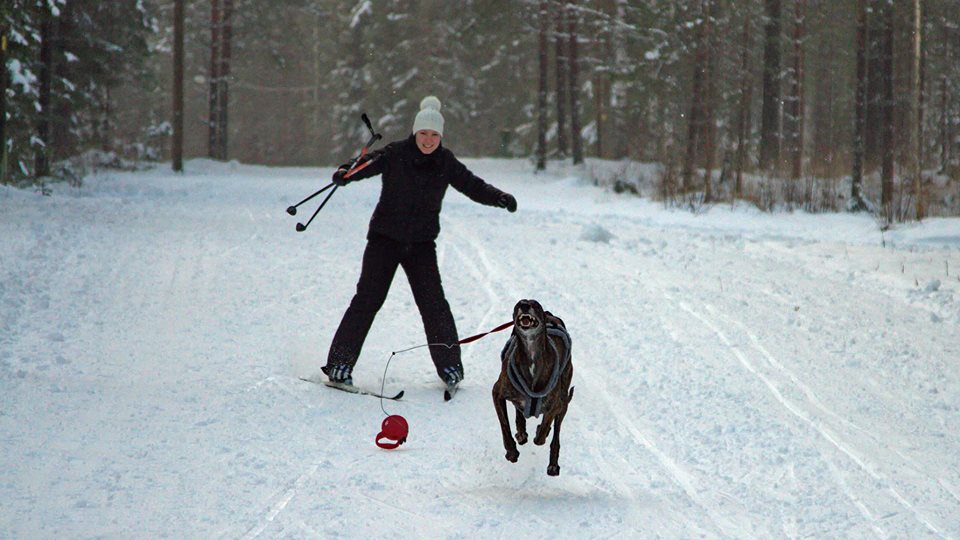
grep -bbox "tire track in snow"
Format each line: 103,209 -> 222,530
675,299 -> 947,539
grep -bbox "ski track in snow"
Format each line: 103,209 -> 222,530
651,233 -> 956,538
1,160 -> 958,539
677,299 -> 943,538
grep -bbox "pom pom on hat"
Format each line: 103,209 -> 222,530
419,96 -> 441,112
412,96 -> 444,136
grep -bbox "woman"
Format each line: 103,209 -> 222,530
322,96 -> 517,394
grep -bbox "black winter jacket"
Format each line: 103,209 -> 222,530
342,135 -> 506,243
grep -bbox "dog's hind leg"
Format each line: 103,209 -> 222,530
546,404 -> 569,476
493,386 -> 519,463
515,409 -> 528,445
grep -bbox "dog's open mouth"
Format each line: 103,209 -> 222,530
516,314 -> 540,329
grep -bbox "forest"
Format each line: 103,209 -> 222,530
3,0 -> 960,223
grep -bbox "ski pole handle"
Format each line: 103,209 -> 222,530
341,132 -> 382,180
343,157 -> 378,180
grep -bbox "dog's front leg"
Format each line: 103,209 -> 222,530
493,386 -> 519,463
515,411 -> 528,445
546,403 -> 569,476
533,416 -> 552,446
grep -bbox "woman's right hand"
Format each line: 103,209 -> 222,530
332,168 -> 349,186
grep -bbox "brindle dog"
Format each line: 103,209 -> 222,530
492,299 -> 574,476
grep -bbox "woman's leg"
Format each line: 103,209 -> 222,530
401,241 -> 462,382
325,235 -> 400,372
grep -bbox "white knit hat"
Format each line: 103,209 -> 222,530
411,96 -> 444,136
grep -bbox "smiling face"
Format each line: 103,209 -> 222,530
415,129 -> 441,155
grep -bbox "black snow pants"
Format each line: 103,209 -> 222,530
325,232 -> 462,380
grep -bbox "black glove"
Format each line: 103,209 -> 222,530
332,168 -> 349,186
498,193 -> 517,213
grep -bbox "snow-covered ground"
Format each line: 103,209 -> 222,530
1,158 -> 958,539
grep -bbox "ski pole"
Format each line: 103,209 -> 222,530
289,114 -> 382,232
286,182 -> 334,216
296,185 -> 339,232
295,129 -> 382,232
289,131 -> 376,219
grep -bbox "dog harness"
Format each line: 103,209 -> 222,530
500,323 -> 572,418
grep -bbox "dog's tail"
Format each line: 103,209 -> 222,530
567,386 -> 575,403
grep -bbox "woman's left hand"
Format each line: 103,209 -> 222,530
498,193 -> 517,213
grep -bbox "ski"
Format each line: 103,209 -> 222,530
443,383 -> 459,401
300,378 -> 405,400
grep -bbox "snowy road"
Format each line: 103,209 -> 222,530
1,159 -> 958,538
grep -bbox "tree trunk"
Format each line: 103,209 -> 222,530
682,0 -> 710,191
554,1 -> 568,158
536,0 -> 549,171
594,73 -> 604,158
865,3 -> 883,173
568,0 -> 583,165
1,29 -> 8,184
101,87 -> 111,153
701,0 -> 718,202
912,0 -> 923,220
51,6 -> 71,157
946,22 -> 958,175
940,74 -> 949,174
759,0 -> 782,172
787,0 -> 805,180
208,0 -> 221,159
734,13 -> 753,199
35,2 -> 53,179
312,16 -> 323,160
851,0 -> 868,211
173,0 -> 184,172
613,0 -> 630,159
813,38 -> 837,178
217,0 -> 233,161
880,1 -> 895,223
